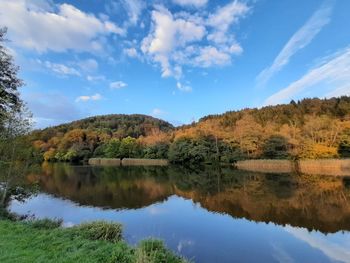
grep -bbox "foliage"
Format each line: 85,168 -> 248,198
143,143 -> 169,159
0,28 -> 22,125
104,138 -> 121,158
168,136 -> 237,164
26,96 -> 350,163
263,135 -> 289,159
338,128 -> 350,157
300,143 -> 338,159
0,106 -> 33,207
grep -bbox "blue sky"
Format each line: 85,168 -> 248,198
1,0 -> 350,128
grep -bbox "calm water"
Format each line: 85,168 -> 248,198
9,163 -> 350,263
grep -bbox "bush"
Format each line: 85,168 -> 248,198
28,218 -> 62,229
70,221 -> 123,243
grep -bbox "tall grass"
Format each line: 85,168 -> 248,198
89,158 -> 169,166
236,159 -> 350,176
122,158 -> 169,166
236,160 -> 293,173
298,159 -> 350,176
69,221 -> 123,243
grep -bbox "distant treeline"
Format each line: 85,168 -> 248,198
27,97 -> 350,164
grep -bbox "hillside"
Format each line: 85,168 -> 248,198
31,114 -> 174,140
29,97 -> 350,163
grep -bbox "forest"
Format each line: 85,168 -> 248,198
27,97 -> 350,164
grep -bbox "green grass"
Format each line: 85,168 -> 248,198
0,219 -> 187,263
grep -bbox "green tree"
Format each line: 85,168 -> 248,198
119,136 -> 141,158
168,138 -> 192,164
0,28 -> 23,126
263,135 -> 289,159
104,139 -> 121,158
338,128 -> 350,157
0,106 -> 32,207
143,143 -> 169,159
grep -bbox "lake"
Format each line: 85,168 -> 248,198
9,163 -> 350,263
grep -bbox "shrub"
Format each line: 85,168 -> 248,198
70,221 -> 123,243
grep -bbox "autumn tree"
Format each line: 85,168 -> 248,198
233,114 -> 264,158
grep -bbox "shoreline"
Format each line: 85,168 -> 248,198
88,158 -> 350,176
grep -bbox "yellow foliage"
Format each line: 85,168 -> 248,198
300,143 -> 338,159
43,148 -> 56,161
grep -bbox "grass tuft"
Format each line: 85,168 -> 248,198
69,221 -> 123,243
135,239 -> 188,263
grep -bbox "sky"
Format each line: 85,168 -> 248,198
0,0 -> 350,128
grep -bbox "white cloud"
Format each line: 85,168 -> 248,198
176,82 -> 192,92
257,1 -> 333,88
78,59 -> 99,72
105,0 -> 145,27
194,46 -> 231,67
86,75 -> 106,82
124,47 -> 139,58
39,60 -> 80,77
141,1 -> 248,85
122,0 -> 145,26
142,6 -> 206,78
0,0 -> 124,53
76,93 -> 102,102
173,0 -> 208,8
264,46 -> 350,105
207,0 -> 249,44
110,81 -> 128,89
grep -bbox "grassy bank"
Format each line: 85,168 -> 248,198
0,218 -> 186,263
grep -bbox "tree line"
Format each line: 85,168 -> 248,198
27,96 -> 350,164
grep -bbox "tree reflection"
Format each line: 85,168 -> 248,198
28,163 -> 350,233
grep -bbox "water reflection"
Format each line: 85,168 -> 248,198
26,163 -> 350,233
9,163 -> 350,263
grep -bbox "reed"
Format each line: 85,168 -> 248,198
88,158 -> 168,166
236,160 -> 293,173
88,158 -> 121,166
122,158 -> 169,166
236,159 -> 350,176
298,159 -> 350,176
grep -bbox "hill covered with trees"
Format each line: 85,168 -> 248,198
28,97 -> 350,164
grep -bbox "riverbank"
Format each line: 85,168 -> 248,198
0,216 -> 186,263
236,159 -> 350,176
